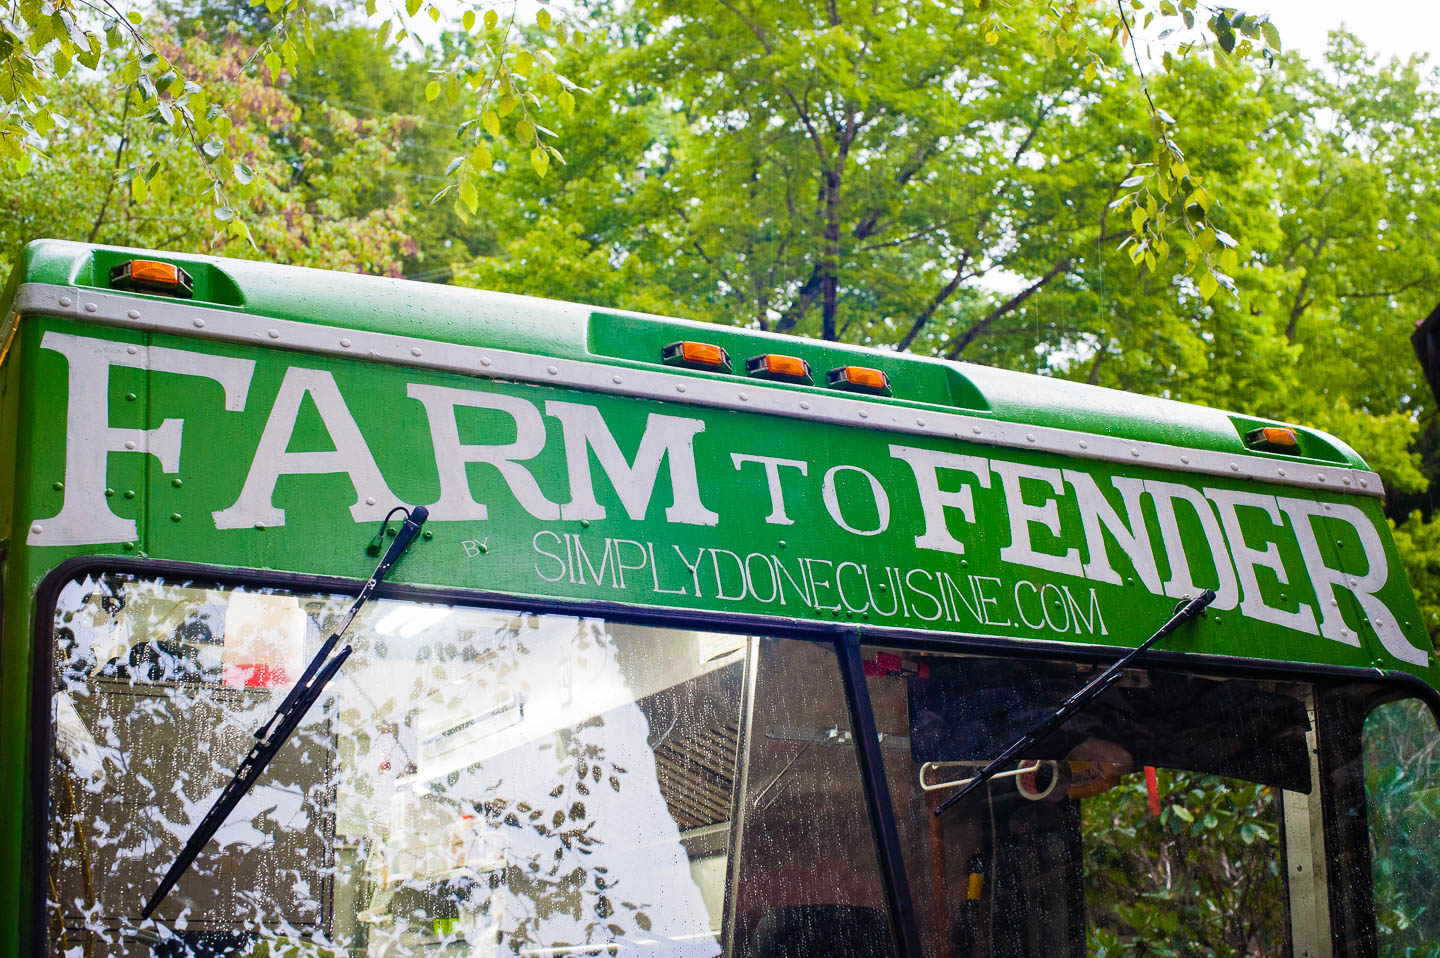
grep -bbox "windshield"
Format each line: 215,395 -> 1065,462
44,569 -> 1422,957
47,572 -> 894,956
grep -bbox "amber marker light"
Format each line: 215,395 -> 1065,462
109,259 -> 194,298
745,353 -> 812,384
827,365 -> 892,396
661,340 -> 731,373
1245,426 -> 1300,450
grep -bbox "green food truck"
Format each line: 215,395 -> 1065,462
0,238 -> 1436,957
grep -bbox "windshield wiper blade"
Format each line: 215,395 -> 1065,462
141,505 -> 430,919
934,589 -> 1215,817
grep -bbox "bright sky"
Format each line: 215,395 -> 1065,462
1249,0 -> 1438,64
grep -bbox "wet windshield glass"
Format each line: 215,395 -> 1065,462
862,646 -> 1320,957
47,572 -> 893,956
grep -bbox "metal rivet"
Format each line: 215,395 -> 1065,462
800,401 -> 810,410
58,296 -> 72,307
51,481 -> 62,491
341,338 -> 352,348
1181,455 -> 1190,464
778,540 -> 787,549
127,309 -> 140,319
916,418 -> 926,427
1026,433 -> 1036,443
124,440 -> 136,450
126,346 -> 138,355
104,488 -> 114,498
193,318 -> 205,327
480,357 -> 491,366
1278,468 -> 1286,477
580,519 -> 591,529
858,409 -> 868,418
1130,448 -> 1141,457
122,541 -> 134,552
365,496 -> 376,506
255,522 -> 266,530
1350,578 -> 1358,587
612,375 -> 623,385
423,529 -> 434,540
269,329 -> 281,339
30,524 -> 42,536
1079,440 -> 1088,449
972,426 -> 982,435
1230,462 -> 1239,472
171,513 -> 182,523
172,478 -> 183,488
547,365 -> 559,376
84,303 -> 97,313
411,347 -> 422,357
676,384 -> 687,393
740,393 -> 750,402
1360,478 -> 1369,487
123,490 -> 135,499
125,392 -> 136,402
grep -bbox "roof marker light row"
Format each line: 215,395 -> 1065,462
661,340 -> 892,396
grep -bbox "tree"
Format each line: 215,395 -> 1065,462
0,0 -> 1279,285
0,27 -> 417,287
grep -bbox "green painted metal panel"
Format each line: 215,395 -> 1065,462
7,315 -> 1433,681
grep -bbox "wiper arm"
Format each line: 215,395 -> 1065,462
934,589 -> 1215,817
141,505 -> 430,919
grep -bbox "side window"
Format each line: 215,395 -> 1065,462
1363,697 -> 1440,955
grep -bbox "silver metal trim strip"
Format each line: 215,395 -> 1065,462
12,282 -> 1385,498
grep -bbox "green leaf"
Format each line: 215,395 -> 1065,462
536,8 -> 551,29
1197,271 -> 1219,300
233,162 -> 254,185
405,0 -> 421,17
497,94 -> 518,117
513,51 -> 533,76
483,8 -> 497,28
1261,20 -> 1281,51
530,147 -> 549,177
201,139 -> 224,159
515,118 -> 535,142
213,206 -> 234,221
462,9 -> 475,30
470,142 -> 493,170
459,178 -> 478,213
558,89 -> 575,117
1171,804 -> 1195,823
481,110 -> 500,137
1131,206 -> 1147,233
426,80 -> 440,102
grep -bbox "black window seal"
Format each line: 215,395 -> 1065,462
28,552 -> 1440,957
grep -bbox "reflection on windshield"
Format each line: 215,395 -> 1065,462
50,574 -> 739,956
47,573 -> 896,958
